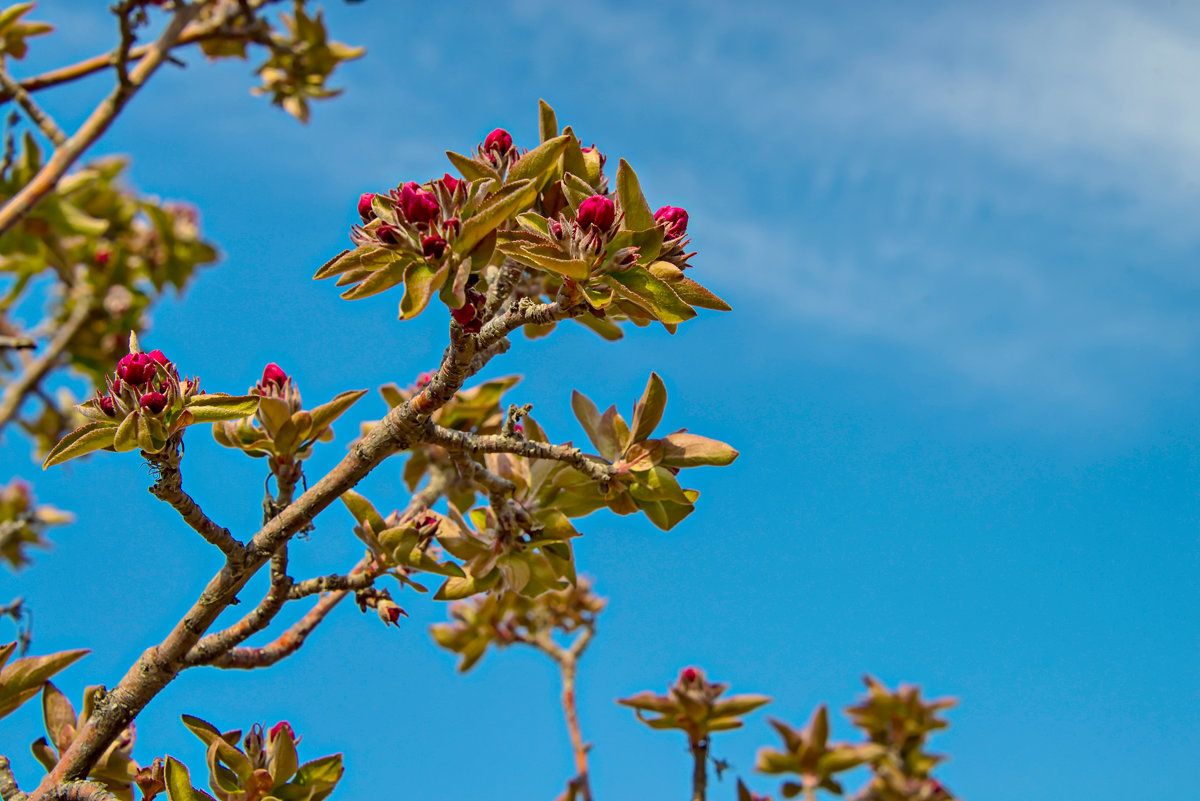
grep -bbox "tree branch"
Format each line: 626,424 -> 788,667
287,569 -> 375,600
183,546 -> 291,666
41,783 -> 116,801
201,583 -> 350,670
0,287 -> 94,433
0,68 -> 65,147
26,293 -> 586,799
0,4 -> 200,237
691,736 -> 709,801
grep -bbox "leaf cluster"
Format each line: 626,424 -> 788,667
31,682 -> 140,800
0,478 -> 70,568
618,667 -> 771,744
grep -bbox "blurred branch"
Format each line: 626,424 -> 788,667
0,336 -> 35,351
0,755 -> 26,801
0,3 -> 200,236
0,67 -> 65,147
0,287 -> 94,434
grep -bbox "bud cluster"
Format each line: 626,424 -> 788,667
87,344 -> 200,432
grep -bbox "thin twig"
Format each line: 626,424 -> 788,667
691,736 -> 709,801
202,585 -> 350,669
0,68 -> 65,147
183,546 -> 291,665
147,453 -> 245,563
0,288 -> 93,433
287,570 -> 375,600
0,336 -> 35,350
428,424 -> 614,484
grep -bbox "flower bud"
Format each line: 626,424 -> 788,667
376,223 -> 401,245
681,666 -> 699,683
400,182 -> 439,225
358,192 -> 376,222
442,217 -> 461,236
577,195 -> 615,232
95,248 -> 110,267
451,302 -> 477,327
441,173 -> 461,194
654,206 -> 689,239
513,424 -> 524,435
98,396 -> 116,416
146,350 -> 171,368
377,599 -> 407,626
140,392 -> 167,414
422,234 -> 447,259
262,363 -> 289,388
549,220 -> 563,238
116,353 -> 156,385
268,721 -> 294,743
416,371 -> 434,388
484,128 -> 513,154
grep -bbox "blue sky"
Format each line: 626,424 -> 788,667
2,1 -> 1199,799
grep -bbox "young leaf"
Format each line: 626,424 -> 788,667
185,395 -> 260,423
41,422 -> 117,469
398,261 -> 449,320
538,99 -> 558,143
615,159 -> 655,230
660,432 -> 739,467
165,757 -> 216,801
630,372 -> 667,442
507,134 -> 571,189
307,390 -> 368,440
0,648 -> 88,719
339,490 -> 386,535
453,180 -> 538,256
605,266 -> 696,324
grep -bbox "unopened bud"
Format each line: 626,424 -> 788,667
116,353 -> 156,386
681,667 -> 699,683
376,223 -> 401,245
98,396 -> 116,416
422,234 -> 447,259
140,392 -> 167,414
358,193 -> 376,222
261,363 -> 288,388
484,128 -> 513,155
441,173 -> 461,194
400,182 -> 440,224
577,195 -> 615,232
654,205 -> 689,239
377,600 -> 407,626
268,721 -> 294,743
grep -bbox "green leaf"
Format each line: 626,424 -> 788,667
573,313 -> 624,341
509,245 -> 591,281
538,99 -> 559,143
338,257 -> 409,300
507,134 -> 571,190
0,643 -> 13,671
630,372 -> 667,442
660,432 -> 739,467
615,159 -> 655,230
570,391 -> 616,460
339,490 -> 386,535
445,150 -> 497,183
313,246 -> 395,281
293,753 -> 344,789
112,411 -> 141,453
270,726 -> 299,785
185,395 -> 260,423
165,756 -> 216,801
649,263 -> 732,311
398,261 -> 449,320
711,694 -> 772,718
306,390 -> 368,441
434,570 -> 500,601
41,421 -> 117,468
0,648 -> 88,719
181,714 -> 223,747
605,266 -> 696,324
453,180 -> 538,256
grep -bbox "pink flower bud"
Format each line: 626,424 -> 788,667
139,392 -> 167,414
262,363 -> 288,388
376,223 -> 401,245
513,424 -> 524,435
441,173 -> 461,194
98,396 -> 116,416
577,195 -> 615,232
358,192 -> 376,221
399,182 -> 440,225
484,128 -> 513,154
116,353 -> 156,386
95,248 -> 110,267
146,350 -> 171,368
268,721 -> 294,743
549,220 -> 563,238
654,206 -> 689,239
377,600 -> 406,626
416,371 -> 434,388
422,234 -> 447,259
681,667 -> 699,683
443,217 -> 462,236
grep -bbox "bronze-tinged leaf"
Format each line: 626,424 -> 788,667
338,257 -> 409,300
570,391 -> 618,460
453,180 -> 538,256
313,245 -> 394,280
711,694 -> 772,719
306,390 -> 368,440
339,490 -> 386,535
434,570 -> 500,601
507,134 -> 570,189
616,691 -> 678,714
0,648 -> 88,719
538,99 -> 559,143
41,680 -> 77,751
660,431 -> 739,467
41,421 -> 118,469
445,150 -> 497,183
398,261 -> 449,320
630,372 -> 667,443
647,262 -> 732,311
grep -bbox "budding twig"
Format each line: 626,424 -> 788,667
0,68 -> 65,147
426,424 -> 614,485
202,584 -> 350,670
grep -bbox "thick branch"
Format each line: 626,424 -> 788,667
40,784 -> 115,801
0,5 -> 199,237
0,68 -> 65,146
27,296 -> 584,799
0,289 -> 94,433
148,456 -> 245,562
184,546 -> 291,666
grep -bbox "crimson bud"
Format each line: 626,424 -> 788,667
654,205 -> 689,239
376,223 -> 401,245
98,396 -> 116,416
358,192 -> 376,221
681,667 -> 699,683
483,128 -> 513,154
139,392 -> 167,414
399,182 -> 439,224
441,173 -> 461,194
577,195 -> 615,232
116,353 -> 156,385
268,721 -> 294,742
422,234 -> 447,259
262,363 -> 289,388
